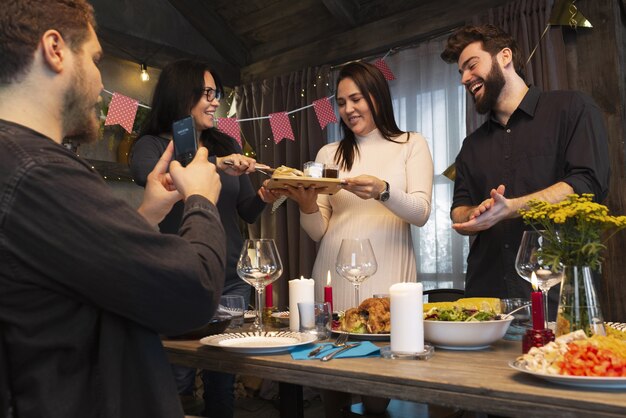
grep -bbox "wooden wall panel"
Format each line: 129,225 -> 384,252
564,0 -> 626,322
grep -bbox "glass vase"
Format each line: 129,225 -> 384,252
555,265 -> 606,337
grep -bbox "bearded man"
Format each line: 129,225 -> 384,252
440,25 -> 610,313
0,1 -> 226,417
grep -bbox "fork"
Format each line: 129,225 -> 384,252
307,332 -> 348,358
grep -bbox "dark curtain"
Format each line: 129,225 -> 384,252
235,66 -> 332,307
468,0 -> 569,132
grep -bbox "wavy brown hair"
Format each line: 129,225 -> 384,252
0,0 -> 96,84
440,24 -> 526,81
139,59 -> 238,157
334,61 -> 407,171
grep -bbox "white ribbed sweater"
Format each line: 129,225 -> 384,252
300,129 -> 433,311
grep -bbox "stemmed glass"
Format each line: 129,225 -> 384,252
236,239 -> 283,331
515,230 -> 563,327
335,238 -> 378,307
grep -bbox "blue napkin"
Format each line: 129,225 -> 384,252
291,341 -> 380,360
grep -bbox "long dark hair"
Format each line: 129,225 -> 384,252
139,59 -> 238,156
334,61 -> 406,171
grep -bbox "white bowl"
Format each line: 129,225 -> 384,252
423,315 -> 514,350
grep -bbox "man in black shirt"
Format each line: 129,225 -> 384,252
0,1 -> 226,417
440,25 -> 610,310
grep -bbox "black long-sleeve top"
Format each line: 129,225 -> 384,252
0,120 -> 226,418
131,135 -> 266,290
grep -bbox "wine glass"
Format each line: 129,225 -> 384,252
236,239 -> 283,331
515,230 -> 563,327
335,238 -> 378,307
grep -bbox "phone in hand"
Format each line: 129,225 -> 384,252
172,115 -> 197,166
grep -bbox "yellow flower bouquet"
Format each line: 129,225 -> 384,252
519,194 -> 626,336
519,194 -> 626,272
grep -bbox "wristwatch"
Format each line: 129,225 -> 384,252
376,181 -> 390,202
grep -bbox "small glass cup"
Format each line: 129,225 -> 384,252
303,161 -> 324,178
500,298 -> 531,341
323,163 -> 339,178
297,301 -> 331,340
220,294 -> 246,329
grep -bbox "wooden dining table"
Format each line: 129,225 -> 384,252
163,336 -> 626,418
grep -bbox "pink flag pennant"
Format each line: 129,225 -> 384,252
104,92 -> 139,133
373,59 -> 396,81
217,118 -> 241,147
312,97 -> 338,130
269,112 -> 295,144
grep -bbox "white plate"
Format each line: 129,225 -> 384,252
332,329 -> 390,341
509,360 -> 626,389
244,310 -> 256,321
271,311 -> 290,324
200,331 -> 317,354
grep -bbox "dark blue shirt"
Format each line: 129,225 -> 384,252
0,119 -> 226,417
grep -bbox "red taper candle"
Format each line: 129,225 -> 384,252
324,270 -> 333,313
265,283 -> 273,308
530,272 -> 545,330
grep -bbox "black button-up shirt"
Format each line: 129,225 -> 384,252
452,86 -> 610,306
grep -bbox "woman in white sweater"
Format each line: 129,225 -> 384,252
280,61 -> 434,312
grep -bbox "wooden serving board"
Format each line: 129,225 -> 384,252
267,176 -> 343,195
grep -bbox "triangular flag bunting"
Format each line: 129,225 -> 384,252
269,112 -> 295,144
217,118 -> 241,148
373,59 -> 396,81
105,92 -> 139,133
312,97 -> 338,130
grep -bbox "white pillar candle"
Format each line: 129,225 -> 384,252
289,277 -> 315,331
390,282 -> 424,353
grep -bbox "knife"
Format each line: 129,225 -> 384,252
320,342 -> 361,362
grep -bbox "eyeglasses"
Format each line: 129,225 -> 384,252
202,87 -> 223,102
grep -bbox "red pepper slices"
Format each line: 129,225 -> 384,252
556,338 -> 626,377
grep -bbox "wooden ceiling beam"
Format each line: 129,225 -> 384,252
241,0 -> 510,82
230,0 -> 314,36
97,27 -> 240,86
166,0 -> 249,68
321,0 -> 359,27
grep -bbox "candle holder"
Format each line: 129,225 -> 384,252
522,328 -> 555,353
380,344 -> 435,360
263,305 -> 278,326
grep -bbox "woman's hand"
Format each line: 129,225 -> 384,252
258,180 -> 279,203
216,154 -> 257,176
272,184 -> 320,213
341,175 -> 386,200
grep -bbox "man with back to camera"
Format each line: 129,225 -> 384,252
0,1 -> 227,416
440,24 -> 610,313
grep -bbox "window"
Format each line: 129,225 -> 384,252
328,36 -> 469,290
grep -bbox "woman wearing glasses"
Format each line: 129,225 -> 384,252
130,59 -> 276,418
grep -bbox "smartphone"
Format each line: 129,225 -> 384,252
172,115 -> 197,166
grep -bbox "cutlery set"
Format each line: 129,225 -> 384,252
307,333 -> 362,361
222,159 -> 274,177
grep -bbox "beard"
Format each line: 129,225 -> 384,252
474,58 -> 506,115
62,59 -> 100,144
